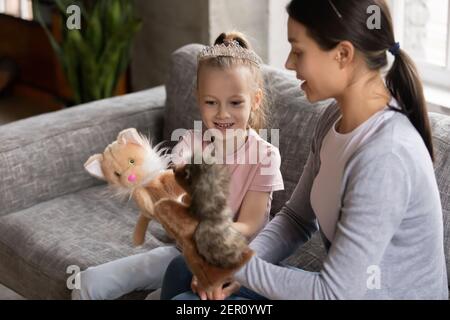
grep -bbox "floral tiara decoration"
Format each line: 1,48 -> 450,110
197,40 -> 263,67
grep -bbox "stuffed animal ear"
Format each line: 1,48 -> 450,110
84,154 -> 105,180
117,128 -> 144,146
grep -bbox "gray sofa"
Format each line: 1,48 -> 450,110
0,44 -> 449,299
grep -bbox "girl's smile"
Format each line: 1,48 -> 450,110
213,121 -> 235,130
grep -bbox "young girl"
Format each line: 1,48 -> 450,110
161,0 -> 448,300
71,31 -> 284,300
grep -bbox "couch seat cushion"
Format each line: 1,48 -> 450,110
0,184 -> 166,299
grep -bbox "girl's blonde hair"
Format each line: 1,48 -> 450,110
197,31 -> 268,131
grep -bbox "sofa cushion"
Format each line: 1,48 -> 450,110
0,185 -> 166,299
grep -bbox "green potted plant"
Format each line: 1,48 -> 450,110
35,0 -> 142,105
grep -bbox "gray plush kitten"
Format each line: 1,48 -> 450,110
174,161 -> 248,269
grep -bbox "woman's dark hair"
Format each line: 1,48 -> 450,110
287,0 -> 434,161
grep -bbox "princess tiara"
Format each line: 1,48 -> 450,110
198,40 -> 263,67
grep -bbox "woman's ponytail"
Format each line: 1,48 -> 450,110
385,49 -> 434,161
287,0 -> 435,162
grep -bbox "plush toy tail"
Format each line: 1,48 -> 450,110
133,214 -> 151,246
154,198 -> 254,290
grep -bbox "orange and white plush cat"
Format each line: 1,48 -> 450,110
84,128 -> 186,246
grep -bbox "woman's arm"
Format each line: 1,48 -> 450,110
242,103 -> 340,263
235,151 -> 411,299
232,191 -> 271,239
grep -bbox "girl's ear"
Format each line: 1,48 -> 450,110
335,40 -> 355,68
252,88 -> 263,111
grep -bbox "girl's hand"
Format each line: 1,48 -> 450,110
191,276 -> 241,300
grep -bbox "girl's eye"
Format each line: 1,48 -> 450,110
205,101 -> 216,105
231,101 -> 243,107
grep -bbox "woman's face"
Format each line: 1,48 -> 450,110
197,65 -> 261,139
285,17 -> 347,102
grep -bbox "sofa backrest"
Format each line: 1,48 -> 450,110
164,44 -> 450,283
429,113 -> 450,284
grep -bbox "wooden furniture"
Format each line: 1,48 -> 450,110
0,10 -> 128,113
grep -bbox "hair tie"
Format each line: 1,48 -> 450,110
388,42 -> 400,56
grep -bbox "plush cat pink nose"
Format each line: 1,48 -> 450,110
128,174 -> 137,182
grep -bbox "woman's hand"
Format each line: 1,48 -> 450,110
191,276 -> 241,300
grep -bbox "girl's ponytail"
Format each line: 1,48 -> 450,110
386,49 -> 434,161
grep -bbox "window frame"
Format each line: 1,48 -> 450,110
390,0 -> 450,90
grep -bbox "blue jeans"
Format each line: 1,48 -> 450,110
160,255 -> 267,300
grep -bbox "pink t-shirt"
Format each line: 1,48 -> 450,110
171,129 -> 284,224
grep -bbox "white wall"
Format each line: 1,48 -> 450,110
209,0 -> 270,63
130,0 -> 292,90
131,0 -> 209,90
268,0 -> 291,69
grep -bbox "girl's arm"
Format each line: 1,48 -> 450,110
232,191 -> 271,239
241,149 -> 320,264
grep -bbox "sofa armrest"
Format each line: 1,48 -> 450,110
0,86 -> 166,216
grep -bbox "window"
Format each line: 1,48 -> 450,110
390,0 -> 450,111
268,0 -> 291,70
0,0 -> 33,20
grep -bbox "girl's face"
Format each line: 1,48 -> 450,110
285,17 -> 347,102
197,65 -> 261,137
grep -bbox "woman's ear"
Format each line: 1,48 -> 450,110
334,40 -> 355,68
